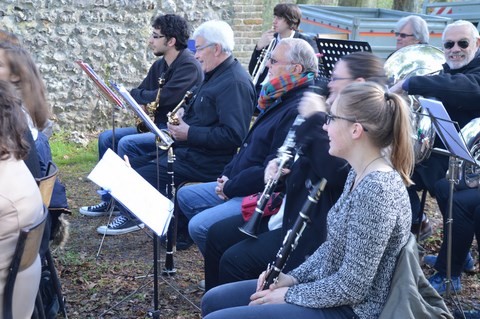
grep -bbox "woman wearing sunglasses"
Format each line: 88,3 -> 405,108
202,82 -> 416,319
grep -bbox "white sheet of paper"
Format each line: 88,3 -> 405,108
87,149 -> 173,236
419,97 -> 476,164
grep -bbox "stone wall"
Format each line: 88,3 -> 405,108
0,0 -> 264,140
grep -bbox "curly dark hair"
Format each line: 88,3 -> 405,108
0,80 -> 29,160
152,14 -> 190,51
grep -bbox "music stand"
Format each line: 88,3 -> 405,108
419,97 -> 476,298
110,82 -> 174,318
314,38 -> 372,78
76,61 -> 127,257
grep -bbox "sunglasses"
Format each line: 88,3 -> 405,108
443,40 -> 469,49
395,32 -> 414,39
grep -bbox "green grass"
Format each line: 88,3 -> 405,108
50,131 -> 97,171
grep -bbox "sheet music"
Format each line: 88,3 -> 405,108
109,81 -> 173,148
87,149 -> 174,236
76,61 -> 125,109
419,97 -> 475,164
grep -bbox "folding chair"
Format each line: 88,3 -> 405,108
36,162 -> 68,318
3,206 -> 48,319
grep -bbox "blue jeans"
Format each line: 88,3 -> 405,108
202,280 -> 358,319
176,182 -> 243,256
98,126 -> 159,159
97,126 -> 160,202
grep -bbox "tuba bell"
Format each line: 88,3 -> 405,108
384,44 -> 445,163
460,117 -> 480,189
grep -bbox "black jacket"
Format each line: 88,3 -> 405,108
222,79 -> 315,199
407,50 -> 480,128
282,112 -> 349,272
176,56 -> 256,180
130,49 -> 203,125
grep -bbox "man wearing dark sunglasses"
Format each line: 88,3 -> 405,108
390,19 -> 480,296
394,15 -> 429,50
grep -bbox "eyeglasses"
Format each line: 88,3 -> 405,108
395,32 -> 415,39
151,33 -> 166,39
330,77 -> 353,82
443,40 -> 469,50
325,112 -> 368,132
266,52 -> 292,66
196,43 -> 216,52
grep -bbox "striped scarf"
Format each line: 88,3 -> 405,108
257,72 -> 314,111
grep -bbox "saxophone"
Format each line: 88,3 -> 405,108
136,77 -> 165,133
155,88 -> 195,150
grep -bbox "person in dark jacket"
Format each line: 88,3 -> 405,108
96,20 -> 256,235
390,20 -> 480,240
249,3 -> 318,97
80,14 -> 203,217
202,51 -> 387,292
177,38 -> 318,256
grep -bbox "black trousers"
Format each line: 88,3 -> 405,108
204,214 -> 282,291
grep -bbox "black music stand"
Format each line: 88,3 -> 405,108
314,38 -> 372,78
420,97 -> 477,298
110,82 -> 176,318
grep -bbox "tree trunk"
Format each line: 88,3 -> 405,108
393,0 -> 415,12
338,0 -> 376,7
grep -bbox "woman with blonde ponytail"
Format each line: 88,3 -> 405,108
201,82 -> 416,319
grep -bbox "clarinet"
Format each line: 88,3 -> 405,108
238,115 -> 305,238
262,178 -> 327,290
162,146 -> 176,275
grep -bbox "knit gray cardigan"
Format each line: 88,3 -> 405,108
286,169 -> 411,319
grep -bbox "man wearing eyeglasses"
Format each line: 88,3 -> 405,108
176,39 -> 322,291
390,20 -> 480,291
96,20 -> 257,237
394,15 -> 429,50
81,15 -> 203,227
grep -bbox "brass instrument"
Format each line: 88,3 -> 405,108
460,117 -> 480,189
384,44 -> 445,163
137,77 -> 165,133
156,89 -> 195,150
252,34 -> 276,86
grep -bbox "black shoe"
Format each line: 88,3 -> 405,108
96,215 -> 145,235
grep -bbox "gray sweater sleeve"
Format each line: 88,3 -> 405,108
285,171 -> 410,315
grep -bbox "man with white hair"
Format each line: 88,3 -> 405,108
391,20 -> 480,295
97,20 -> 256,235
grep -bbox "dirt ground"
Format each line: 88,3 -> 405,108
53,166 -> 479,318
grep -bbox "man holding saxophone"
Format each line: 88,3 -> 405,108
80,14 -> 203,218
96,20 -> 256,235
249,3 -> 317,97
391,20 -> 480,296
